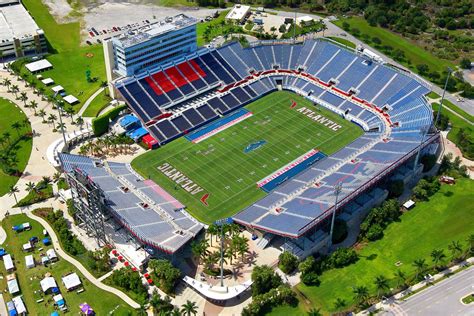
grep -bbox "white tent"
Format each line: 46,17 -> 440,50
47,248 -> 58,261
4,254 -> 14,271
52,85 -> 64,93
41,256 -> 50,265
41,78 -> 54,85
25,255 -> 35,269
63,95 -> 79,104
62,273 -> 81,291
12,295 -> 26,314
25,59 -> 52,73
22,242 -> 33,252
7,278 -> 19,294
40,276 -> 57,293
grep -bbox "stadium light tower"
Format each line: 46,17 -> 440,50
328,182 -> 343,248
214,217 -> 233,287
435,67 -> 453,128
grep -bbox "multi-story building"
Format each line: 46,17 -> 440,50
0,0 -> 47,60
103,14 -> 198,78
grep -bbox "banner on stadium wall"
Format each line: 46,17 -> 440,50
257,149 -> 327,192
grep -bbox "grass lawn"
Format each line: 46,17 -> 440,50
17,0 -> 106,112
82,91 -> 112,117
131,91 -> 363,223
426,91 -> 441,99
296,178 -> 474,314
15,184 -> 54,207
0,214 -> 135,315
432,102 -> 473,159
196,11 -> 229,47
327,36 -> 356,49
0,98 -> 32,197
333,17 -> 455,76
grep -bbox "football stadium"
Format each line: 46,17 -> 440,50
57,15 -> 441,259
109,38 -> 440,257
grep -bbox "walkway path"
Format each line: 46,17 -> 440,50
26,209 -> 141,309
77,87 -> 105,116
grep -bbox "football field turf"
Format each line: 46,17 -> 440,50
131,91 -> 364,223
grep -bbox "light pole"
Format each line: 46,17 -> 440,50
214,217 -> 233,287
435,67 -> 452,128
328,182 -> 342,248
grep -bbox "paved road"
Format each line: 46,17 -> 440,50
381,266 -> 474,316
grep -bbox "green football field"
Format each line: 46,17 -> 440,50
131,91 -> 363,223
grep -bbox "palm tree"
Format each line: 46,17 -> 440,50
307,308 -> 322,316
56,122 -> 66,133
374,275 -> 389,298
11,122 -> 22,138
412,258 -> 427,280
28,100 -> 38,115
47,113 -> 57,127
467,234 -> 474,255
25,181 -> 36,194
101,80 -> 109,96
8,185 -> 19,204
207,224 -> 219,247
448,240 -> 463,261
3,132 -> 11,146
430,249 -> 446,269
353,285 -> 369,306
237,236 -> 249,262
38,109 -> 47,122
181,300 -> 197,316
64,106 -> 75,123
53,172 -> 62,183
42,176 -> 52,186
10,84 -> 19,98
2,78 -> 11,91
76,116 -> 84,130
334,298 -> 346,310
394,269 -> 406,289
225,246 -> 235,265
0,136 -> 6,149
320,21 -> 328,37
169,309 -> 182,316
19,92 -> 28,106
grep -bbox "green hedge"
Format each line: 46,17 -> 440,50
91,104 -> 127,136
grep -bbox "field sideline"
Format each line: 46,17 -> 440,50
132,91 -> 363,223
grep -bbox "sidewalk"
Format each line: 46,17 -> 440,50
357,257 -> 474,315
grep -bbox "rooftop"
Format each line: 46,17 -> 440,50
0,3 -> 43,42
226,4 -> 251,20
114,14 -> 197,48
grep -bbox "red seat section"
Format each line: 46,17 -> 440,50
165,67 -> 188,88
177,62 -> 200,81
189,60 -> 206,77
152,72 -> 175,93
145,77 -> 163,95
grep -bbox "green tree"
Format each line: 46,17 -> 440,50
416,64 -> 429,75
19,91 -> 28,106
448,240 -> 463,260
353,285 -> 369,306
181,300 -> 198,316
149,259 -> 181,294
307,308 -> 322,316
29,100 -> 38,115
412,258 -> 427,280
251,265 -> 282,296
374,275 -> 389,298
278,251 -> 299,274
11,122 -> 22,138
334,297 -> 346,310
459,58 -> 471,69
8,185 -> 19,204
430,249 -> 446,269
394,269 -> 407,289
